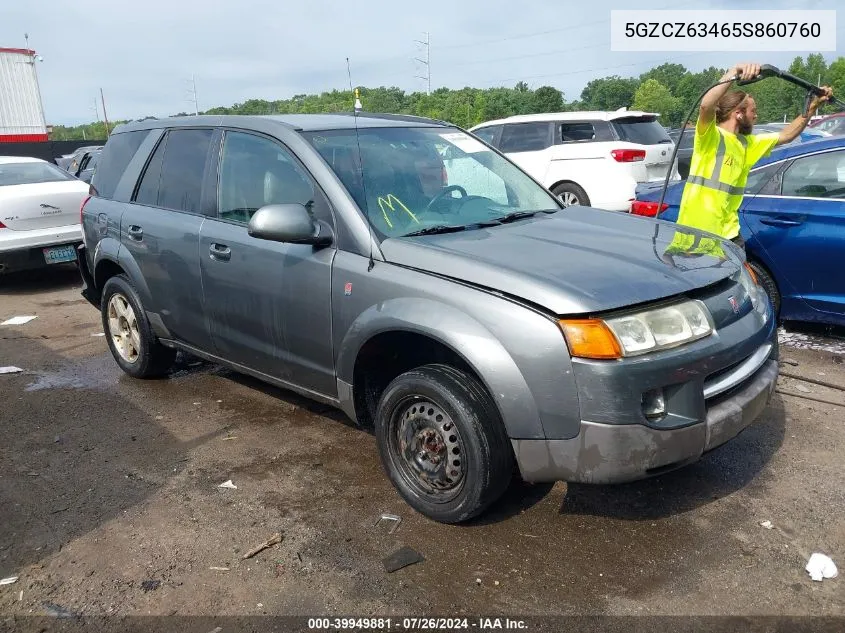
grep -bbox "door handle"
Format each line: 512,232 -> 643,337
209,243 -> 231,261
127,225 -> 143,240
760,218 -> 802,227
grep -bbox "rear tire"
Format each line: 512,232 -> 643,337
375,364 -> 513,523
747,260 -> 781,319
551,182 -> 590,207
101,275 -> 176,378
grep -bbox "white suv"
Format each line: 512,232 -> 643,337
470,110 -> 679,211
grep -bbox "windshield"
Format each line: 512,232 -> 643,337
0,161 -> 76,186
303,126 -> 560,239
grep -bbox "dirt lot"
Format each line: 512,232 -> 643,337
1,266 -> 843,626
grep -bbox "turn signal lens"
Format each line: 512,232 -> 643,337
743,262 -> 759,284
559,319 -> 623,360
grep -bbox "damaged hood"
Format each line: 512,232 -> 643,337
380,207 -> 742,315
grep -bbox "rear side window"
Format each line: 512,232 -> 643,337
92,130 -> 149,199
499,122 -> 551,153
134,129 -> 213,213
558,122 -> 596,143
611,117 -> 672,145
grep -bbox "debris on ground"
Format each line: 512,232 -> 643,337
217,480 -> 237,489
91,332 -> 105,337
806,553 -> 838,582
760,521 -> 774,530
1,316 -> 38,326
140,580 -> 161,592
42,602 -> 76,618
0,576 -> 19,585
795,384 -> 812,394
374,513 -> 402,534
383,546 -> 425,573
780,358 -> 799,366
0,366 -> 23,375
242,532 -> 283,560
475,578 -> 482,586
209,566 -> 230,571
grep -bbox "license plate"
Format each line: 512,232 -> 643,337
43,244 -> 78,264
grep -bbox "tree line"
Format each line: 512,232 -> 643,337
50,54 -> 845,140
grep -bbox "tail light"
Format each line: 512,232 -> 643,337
80,195 -> 91,224
0,220 -> 6,229
630,200 -> 668,217
611,149 -> 646,162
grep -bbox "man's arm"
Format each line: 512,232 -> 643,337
699,63 -> 760,129
777,87 -> 833,145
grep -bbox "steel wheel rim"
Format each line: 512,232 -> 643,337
389,397 -> 465,501
107,293 -> 141,364
558,191 -> 580,207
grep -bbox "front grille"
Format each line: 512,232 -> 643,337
703,343 -> 772,402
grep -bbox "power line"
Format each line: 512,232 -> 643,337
435,0 -> 699,51
480,51 -> 704,86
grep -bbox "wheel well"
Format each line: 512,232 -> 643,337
549,179 -> 582,192
95,259 -> 125,290
352,331 -> 482,427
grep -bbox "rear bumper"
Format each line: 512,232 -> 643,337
76,244 -> 100,308
0,224 -> 82,253
512,357 -> 778,484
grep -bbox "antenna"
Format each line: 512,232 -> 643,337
414,32 -> 431,95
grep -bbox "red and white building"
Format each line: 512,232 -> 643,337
0,47 -> 48,142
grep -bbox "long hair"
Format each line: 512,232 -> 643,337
716,90 -> 748,123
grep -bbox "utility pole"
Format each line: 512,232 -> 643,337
100,88 -> 111,136
414,32 -> 431,95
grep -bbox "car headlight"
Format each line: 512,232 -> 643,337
560,300 -> 714,359
737,263 -> 768,319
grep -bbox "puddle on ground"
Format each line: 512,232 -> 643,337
779,327 -> 845,355
25,354 -> 121,391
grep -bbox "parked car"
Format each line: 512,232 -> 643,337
633,136 -> 845,327
63,145 -> 103,174
71,149 -> 101,184
809,112 -> 845,133
0,157 -> 89,274
78,114 -> 777,523
469,110 -> 679,211
667,129 -> 694,179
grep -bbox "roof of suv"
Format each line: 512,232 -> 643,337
113,112 -> 450,134
471,110 -> 660,129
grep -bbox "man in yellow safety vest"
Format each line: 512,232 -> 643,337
676,62 -> 832,250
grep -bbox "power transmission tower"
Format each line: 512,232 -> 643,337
414,32 -> 431,95
185,74 -> 199,115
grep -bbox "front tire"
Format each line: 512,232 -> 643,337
101,275 -> 176,378
375,364 -> 513,523
747,260 -> 781,319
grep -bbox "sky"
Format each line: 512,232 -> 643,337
2,0 -> 842,126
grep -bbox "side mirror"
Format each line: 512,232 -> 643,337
247,203 -> 332,246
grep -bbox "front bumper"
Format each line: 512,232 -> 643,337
512,356 -> 777,484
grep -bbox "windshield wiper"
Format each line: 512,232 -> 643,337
403,220 -> 502,237
403,225 -> 468,237
496,210 -> 539,223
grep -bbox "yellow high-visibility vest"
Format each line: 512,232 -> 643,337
677,118 -> 779,240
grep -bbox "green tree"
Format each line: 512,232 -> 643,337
532,86 -> 563,113
640,63 -> 688,95
580,76 -> 639,111
632,79 -> 679,126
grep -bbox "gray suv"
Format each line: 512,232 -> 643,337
78,113 -> 778,523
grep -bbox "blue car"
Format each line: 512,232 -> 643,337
634,136 -> 845,326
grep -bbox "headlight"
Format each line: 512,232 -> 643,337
560,300 -> 714,359
737,264 -> 759,310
